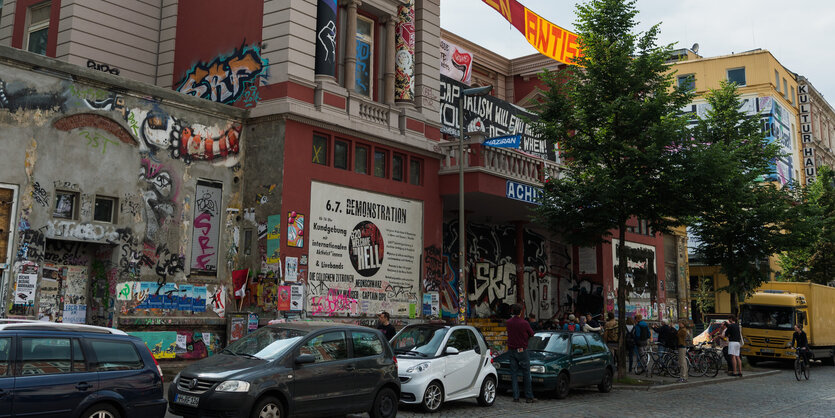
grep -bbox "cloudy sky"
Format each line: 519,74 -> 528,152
441,0 -> 835,100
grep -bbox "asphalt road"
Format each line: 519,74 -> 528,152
165,361 -> 835,417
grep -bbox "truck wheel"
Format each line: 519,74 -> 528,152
825,351 -> 835,366
746,356 -> 758,367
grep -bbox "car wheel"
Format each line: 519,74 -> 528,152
421,381 -> 444,413
598,368 -> 613,393
477,376 -> 496,406
369,387 -> 397,418
81,404 -> 120,418
251,396 -> 284,418
554,372 -> 570,399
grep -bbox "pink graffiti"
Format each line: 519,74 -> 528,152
312,288 -> 358,316
194,212 -> 215,270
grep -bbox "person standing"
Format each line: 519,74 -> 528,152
603,312 -> 619,358
376,311 -> 396,340
676,320 -> 691,383
625,317 -> 636,372
527,313 -> 541,331
712,322 -> 732,374
506,304 -> 536,403
652,319 -> 676,356
563,314 -> 580,332
726,315 -> 743,376
634,314 -> 652,359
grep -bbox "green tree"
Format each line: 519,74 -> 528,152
687,81 -> 795,310
534,0 -> 694,378
778,166 -> 835,284
693,276 -> 715,322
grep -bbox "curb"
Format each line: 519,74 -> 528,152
613,369 -> 781,392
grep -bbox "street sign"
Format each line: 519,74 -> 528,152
483,134 -> 521,148
506,180 -> 541,205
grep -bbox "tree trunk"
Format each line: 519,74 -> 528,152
616,223 -> 628,379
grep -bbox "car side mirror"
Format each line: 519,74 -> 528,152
573,349 -> 583,357
445,347 -> 460,355
295,354 -> 315,365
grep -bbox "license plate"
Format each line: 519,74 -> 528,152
761,348 -> 774,354
175,394 -> 199,407
500,374 -> 510,380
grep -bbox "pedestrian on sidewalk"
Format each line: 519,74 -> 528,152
603,311 -> 619,355
625,317 -> 636,372
653,319 -> 676,356
676,320 -> 691,383
712,322 -> 732,374
527,313 -> 541,331
506,303 -> 536,403
376,311 -> 396,340
634,314 -> 651,361
563,314 -> 580,332
726,315 -> 743,377
583,313 -> 602,333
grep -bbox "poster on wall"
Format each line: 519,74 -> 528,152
285,257 -> 299,282
63,266 -> 88,305
62,303 -> 87,324
314,0 -> 338,77
37,267 -> 61,321
190,181 -> 222,273
611,239 -> 658,319
266,214 -> 281,264
277,285 -> 292,311
228,313 -> 247,343
578,247 -> 597,274
14,269 -> 38,307
440,38 -> 473,85
395,0 -> 415,101
308,182 -> 423,317
290,284 -> 304,311
287,212 -> 305,248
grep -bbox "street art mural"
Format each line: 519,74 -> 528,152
441,221 -> 563,319
176,44 -> 268,105
191,181 -> 222,273
395,0 -> 416,102
611,239 -> 659,319
314,0 -> 338,77
130,330 -> 221,360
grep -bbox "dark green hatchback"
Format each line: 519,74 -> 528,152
494,331 -> 613,399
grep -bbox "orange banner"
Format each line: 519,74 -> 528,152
482,0 -> 582,65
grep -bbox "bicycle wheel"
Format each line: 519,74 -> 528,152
704,353 -> 720,378
804,361 -> 810,380
794,358 -> 803,381
666,353 -> 681,378
636,351 -> 650,375
688,354 -> 702,377
650,354 -> 664,377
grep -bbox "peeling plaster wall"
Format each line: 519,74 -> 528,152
0,49 -> 246,350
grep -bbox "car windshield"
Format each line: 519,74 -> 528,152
528,332 -> 570,354
741,305 -> 794,330
391,326 -> 448,357
223,327 -> 307,360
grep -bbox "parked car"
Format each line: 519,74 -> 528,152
493,331 -> 613,399
0,320 -> 167,418
168,322 -> 399,418
390,324 -> 497,412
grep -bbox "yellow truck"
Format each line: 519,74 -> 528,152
740,282 -> 835,365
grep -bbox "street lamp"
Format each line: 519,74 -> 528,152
458,84 -> 493,325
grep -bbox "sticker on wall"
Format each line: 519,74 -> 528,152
285,257 -> 299,282
287,211 -> 305,248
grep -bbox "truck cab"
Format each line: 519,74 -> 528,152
740,290 -> 808,363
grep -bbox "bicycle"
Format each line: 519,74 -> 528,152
794,348 -> 810,381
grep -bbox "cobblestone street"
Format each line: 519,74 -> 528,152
165,362 -> 835,417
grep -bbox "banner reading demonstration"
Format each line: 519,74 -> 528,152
482,0 -> 582,65
439,75 -> 557,162
307,182 -> 423,317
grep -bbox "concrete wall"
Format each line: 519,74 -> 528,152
0,46 -> 247,357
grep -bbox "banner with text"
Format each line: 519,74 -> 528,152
440,38 -> 473,85
439,75 -> 556,162
308,182 -> 423,317
481,0 -> 582,65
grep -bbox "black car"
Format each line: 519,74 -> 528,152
494,331 -> 613,399
0,320 -> 167,418
168,322 -> 399,418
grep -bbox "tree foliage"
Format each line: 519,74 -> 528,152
778,167 -> 835,284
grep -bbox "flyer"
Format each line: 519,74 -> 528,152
289,284 -> 304,311
285,257 -> 299,282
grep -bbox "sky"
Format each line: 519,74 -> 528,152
440,0 -> 835,100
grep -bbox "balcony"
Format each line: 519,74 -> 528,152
438,140 -> 561,186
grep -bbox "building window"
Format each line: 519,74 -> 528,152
791,87 -> 796,105
775,70 -> 780,93
677,74 -> 695,91
355,145 -> 369,174
93,196 -> 116,223
334,139 -> 349,170
783,78 -> 788,98
312,134 -> 328,165
374,149 -> 387,178
392,154 -> 405,182
53,191 -> 78,219
727,67 -> 746,86
25,2 -> 51,56
355,15 -> 374,97
409,158 -> 422,185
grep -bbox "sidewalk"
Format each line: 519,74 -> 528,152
613,368 -> 780,392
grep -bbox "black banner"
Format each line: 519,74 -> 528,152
314,0 -> 338,77
439,75 -> 556,161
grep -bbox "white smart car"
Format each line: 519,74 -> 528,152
391,323 -> 497,412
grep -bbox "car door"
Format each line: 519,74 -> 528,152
13,335 -> 99,417
349,330 -> 387,409
292,331 -> 354,415
86,338 -> 160,410
442,329 -> 480,395
584,334 -> 608,383
568,334 -> 593,386
0,336 -> 14,418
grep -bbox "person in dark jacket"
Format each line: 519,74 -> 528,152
652,319 -> 677,356
376,311 -> 396,340
506,304 -> 536,403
